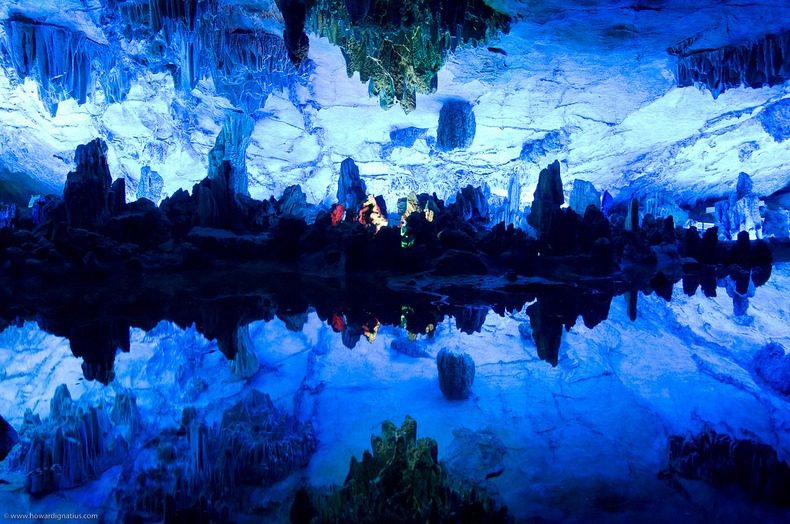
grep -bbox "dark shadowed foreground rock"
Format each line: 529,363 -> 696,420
437,99 -> 476,151
437,347 -> 476,400
290,416 -> 510,524
63,138 -> 113,229
527,160 -> 563,236
666,429 -> 790,506
0,414 -> 19,461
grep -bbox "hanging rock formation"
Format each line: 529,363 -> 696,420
436,347 -> 476,400
2,14 -> 130,115
673,30 -> 790,98
527,160 -> 563,236
437,99 -> 476,151
307,0 -> 509,112
568,179 -> 601,215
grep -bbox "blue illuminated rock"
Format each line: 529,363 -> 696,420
759,98 -> 790,142
437,347 -> 475,400
208,112 -> 255,196
569,179 -> 601,215
337,158 -> 367,213
437,99 -> 476,151
136,166 -> 164,203
753,342 -> 790,395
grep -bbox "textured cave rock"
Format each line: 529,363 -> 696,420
278,184 -> 309,217
714,172 -> 764,240
673,30 -> 790,98
436,347 -> 476,400
449,184 -> 489,223
667,430 -> 790,506
6,385 -> 133,497
2,14 -> 130,115
116,390 -> 316,521
63,139 -> 113,230
307,0 -> 509,112
225,325 -> 261,379
527,160 -> 563,236
0,414 -> 19,461
291,417 -> 509,523
276,0 -> 310,65
437,99 -> 476,151
752,342 -> 790,395
519,128 -> 572,164
0,203 -> 15,229
136,166 -> 164,203
568,179 -> 601,215
758,97 -> 790,142
337,157 -> 367,215
502,169 -> 524,227
208,112 -> 255,196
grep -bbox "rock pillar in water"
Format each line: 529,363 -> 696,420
436,348 -> 475,400
63,139 -> 112,229
437,99 -> 476,151
527,160 -> 564,236
625,198 -> 640,232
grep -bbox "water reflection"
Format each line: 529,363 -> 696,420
0,260 -> 775,383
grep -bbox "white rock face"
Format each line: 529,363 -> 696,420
0,0 -> 788,210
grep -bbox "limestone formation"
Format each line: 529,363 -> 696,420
63,139 -> 112,229
436,347 -> 476,400
437,99 -> 476,151
527,160 -> 563,236
568,179 -> 601,215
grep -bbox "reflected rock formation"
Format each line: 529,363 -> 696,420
307,0 -> 509,112
666,430 -> 790,507
291,417 -> 510,523
437,347 -> 476,400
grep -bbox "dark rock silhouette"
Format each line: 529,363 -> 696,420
437,347 -> 476,400
290,417 -> 509,523
63,139 -> 113,229
0,414 -> 18,461
527,160 -> 563,236
437,99 -> 476,151
337,157 -> 367,215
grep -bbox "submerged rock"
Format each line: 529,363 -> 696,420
437,99 -> 476,151
437,347 -> 476,400
290,417 -> 509,523
753,342 -> 790,395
